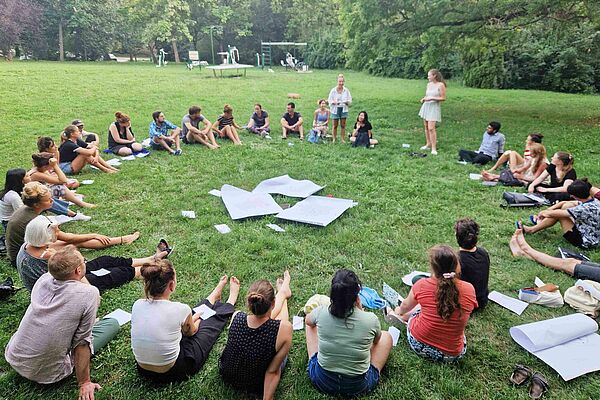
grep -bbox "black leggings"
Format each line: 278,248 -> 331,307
458,149 -> 493,165
138,299 -> 234,383
85,256 -> 135,291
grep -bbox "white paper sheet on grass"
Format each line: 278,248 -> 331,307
90,268 -> 111,277
104,309 -> 132,326
510,313 -> 600,381
106,158 -> 122,166
275,196 -> 357,227
389,326 -> 401,346
221,184 -> 283,220
488,291 -> 528,315
252,175 -> 324,198
293,316 -> 304,331
401,271 -> 431,286
193,304 -> 216,320
48,215 -> 73,225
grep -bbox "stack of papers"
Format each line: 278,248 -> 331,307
121,155 -> 136,161
106,158 -> 122,166
221,184 -> 283,220
276,196 -> 357,227
252,175 -> 324,198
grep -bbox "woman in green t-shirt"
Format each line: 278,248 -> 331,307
305,269 -> 392,396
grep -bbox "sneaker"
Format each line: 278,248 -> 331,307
420,145 -> 430,150
431,150 -> 438,155
264,134 -> 272,140
173,149 -> 182,156
72,212 -> 91,222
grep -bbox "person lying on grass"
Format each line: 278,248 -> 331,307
387,245 -> 477,362
5,246 -> 123,400
510,228 -> 600,283
305,269 -> 392,397
212,104 -> 243,145
131,261 -> 240,383
181,105 -> 220,149
5,182 -> 137,266
219,272 -> 293,400
37,136 -> 79,189
59,125 -> 118,174
108,112 -> 144,156
149,110 -> 183,155
17,219 -> 166,292
518,179 -> 600,249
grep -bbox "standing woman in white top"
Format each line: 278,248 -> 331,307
418,69 -> 446,155
328,74 -> 352,144
131,260 -> 240,383
1,169 -> 30,249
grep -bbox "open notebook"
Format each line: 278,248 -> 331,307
510,313 -> 600,380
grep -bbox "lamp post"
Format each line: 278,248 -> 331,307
208,25 -> 220,65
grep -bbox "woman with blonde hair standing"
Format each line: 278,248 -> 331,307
418,69 -> 446,155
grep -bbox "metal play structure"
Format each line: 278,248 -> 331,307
257,42 -> 307,69
206,45 -> 253,77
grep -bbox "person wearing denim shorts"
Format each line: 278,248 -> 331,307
305,269 -> 392,396
327,74 -> 352,144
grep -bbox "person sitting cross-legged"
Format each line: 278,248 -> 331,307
131,261 -> 240,383
246,103 -> 271,138
149,111 -> 182,155
5,246 -> 123,400
519,179 -> 600,249
181,105 -> 219,149
281,102 -> 304,140
458,121 -> 505,165
305,269 -> 392,397
455,218 -> 490,310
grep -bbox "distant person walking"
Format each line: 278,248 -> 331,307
328,74 -> 352,144
418,69 -> 446,156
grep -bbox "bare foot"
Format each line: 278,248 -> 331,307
207,275 -> 228,304
122,231 -> 140,244
280,270 -> 292,299
227,276 -> 241,305
81,202 -> 96,208
514,229 -> 535,260
509,231 -> 526,257
153,250 -> 168,261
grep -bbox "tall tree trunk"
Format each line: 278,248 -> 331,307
148,42 -> 157,64
129,52 -> 134,61
171,38 -> 180,63
58,18 -> 64,62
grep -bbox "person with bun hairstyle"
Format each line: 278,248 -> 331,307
212,104 -> 243,145
520,179 -> 600,249
27,152 -> 95,209
418,69 -> 446,155
108,112 -> 143,156
305,269 -> 392,396
391,245 -> 477,362
486,133 -> 544,173
16,220 -> 162,292
455,219 -> 489,310
219,271 -> 293,399
37,137 -> 80,189
5,246 -> 123,400
131,262 -> 240,383
528,151 -> 576,203
481,142 -> 548,185
328,74 -> 352,144
59,125 -> 118,174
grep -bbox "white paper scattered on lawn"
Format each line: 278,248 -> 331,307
510,313 -> 600,380
106,158 -> 122,166
266,223 -> 285,232
104,309 -> 132,326
141,138 -> 151,147
293,316 -> 304,331
469,173 -> 482,180
534,277 -> 545,287
121,155 -> 136,161
214,224 -> 231,234
181,210 -> 196,219
389,326 -> 400,346
221,184 -> 282,220
49,215 -> 73,225
252,175 -> 324,198
135,151 -> 149,158
193,304 -> 216,320
488,291 -> 528,315
401,271 -> 431,286
90,268 -> 111,277
208,189 -> 222,197
482,181 -> 498,186
81,180 -> 94,185
275,196 -> 357,227
402,143 -> 411,148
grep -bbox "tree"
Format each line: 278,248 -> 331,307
0,0 -> 41,60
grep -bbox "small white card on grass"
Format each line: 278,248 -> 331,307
193,304 -> 216,320
208,189 -> 222,197
389,326 -> 400,346
135,151 -> 149,158
482,181 -> 498,186
534,277 -> 545,287
214,224 -> 231,234
81,180 -> 94,185
469,173 -> 482,180
121,155 -> 136,161
90,268 -> 111,277
141,138 -> 151,147
402,143 -> 411,148
293,316 -> 304,331
488,291 -> 529,315
181,211 -> 196,219
266,223 -> 285,232
106,158 -> 122,166
104,309 -> 132,326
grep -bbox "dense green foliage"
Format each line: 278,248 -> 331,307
0,62 -> 599,400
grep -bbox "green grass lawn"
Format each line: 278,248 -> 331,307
1,61 -> 599,400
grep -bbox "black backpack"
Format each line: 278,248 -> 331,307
501,192 -> 550,207
0,277 -> 21,301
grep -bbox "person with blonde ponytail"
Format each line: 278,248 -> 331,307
393,245 -> 477,362
58,125 -> 118,174
131,261 -> 240,383
219,271 -> 293,399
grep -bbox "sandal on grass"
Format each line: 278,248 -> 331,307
157,239 -> 173,258
529,373 -> 549,399
509,364 -> 532,386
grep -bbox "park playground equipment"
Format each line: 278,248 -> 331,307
257,42 -> 307,69
206,45 -> 253,77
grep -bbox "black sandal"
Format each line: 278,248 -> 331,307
529,373 -> 549,399
509,364 -> 532,386
157,238 -> 173,258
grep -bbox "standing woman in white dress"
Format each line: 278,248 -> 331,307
328,74 -> 352,144
418,69 -> 446,155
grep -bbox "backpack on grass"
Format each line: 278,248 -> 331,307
501,192 -> 550,207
